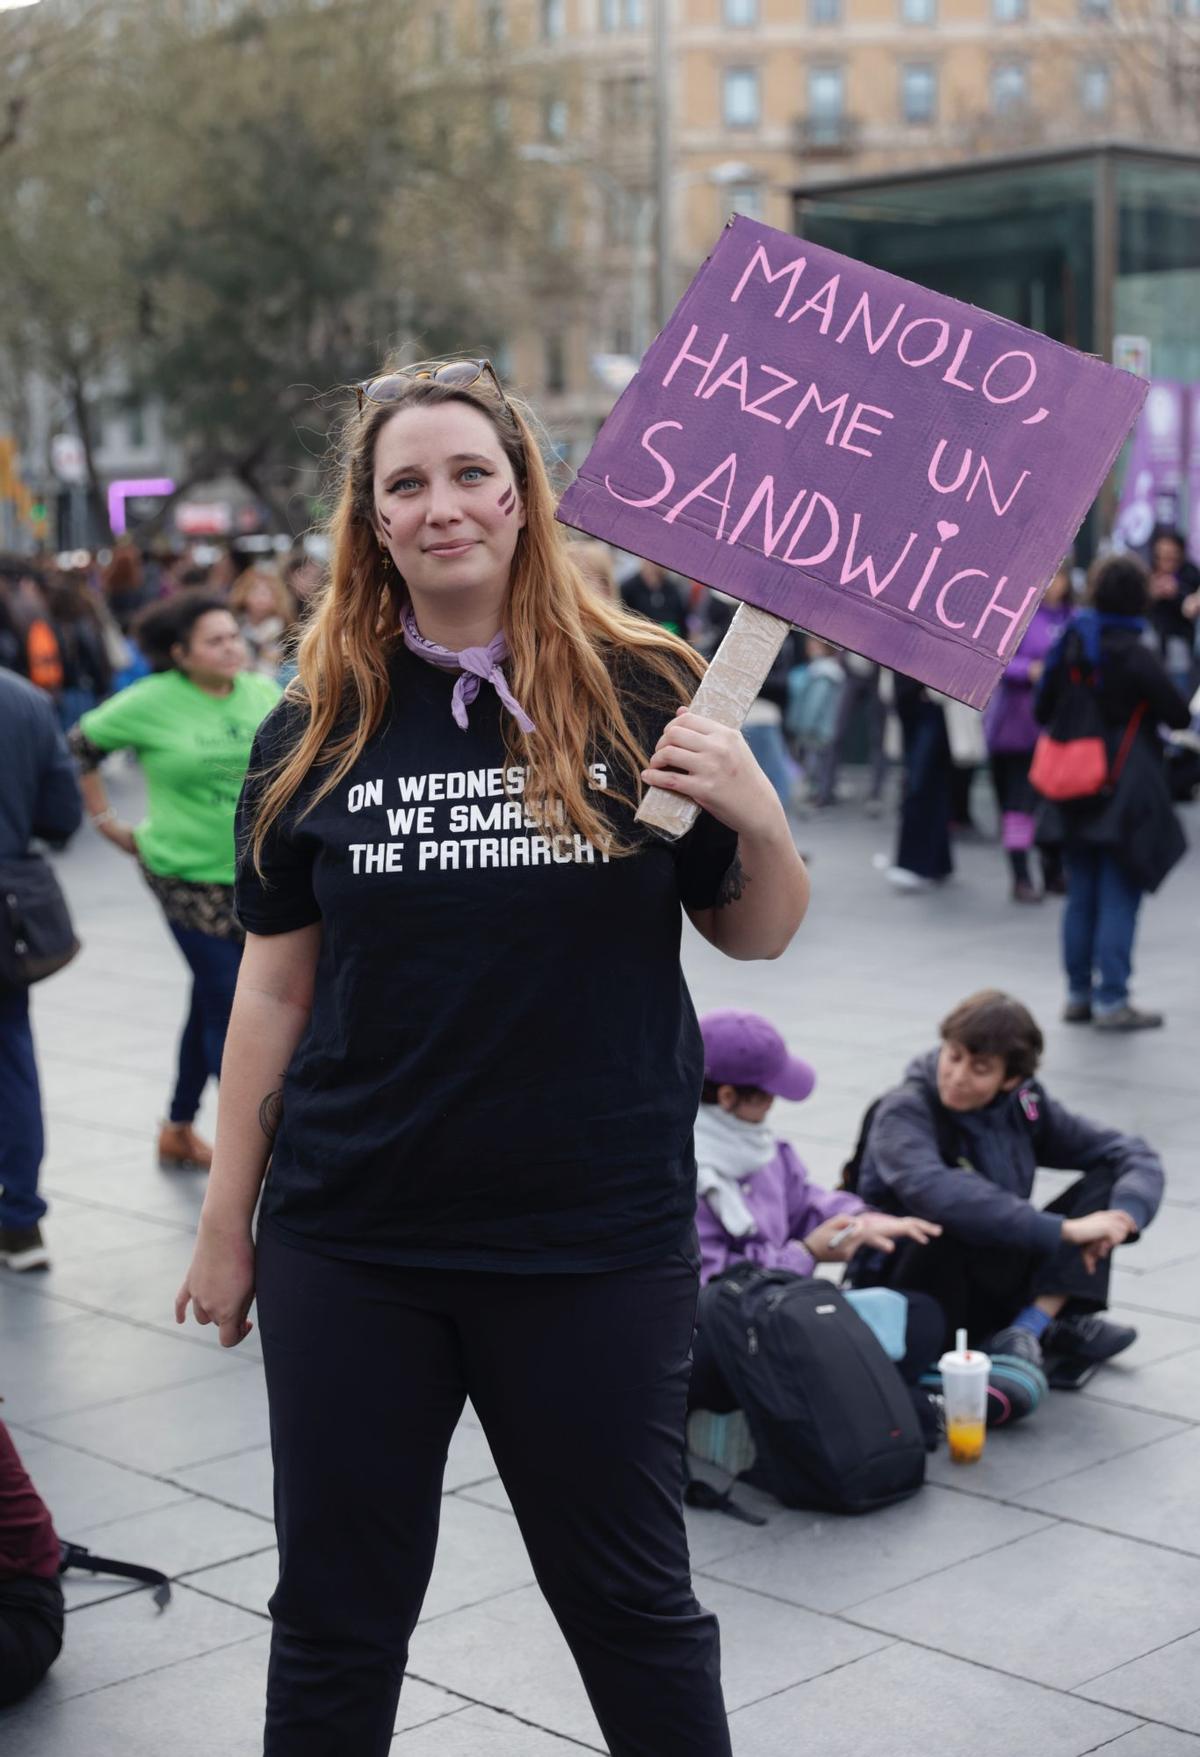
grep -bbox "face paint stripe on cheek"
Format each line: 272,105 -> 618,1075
377,509 -> 392,531
498,486 -> 516,516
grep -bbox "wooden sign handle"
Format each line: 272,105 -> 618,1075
635,603 -> 792,841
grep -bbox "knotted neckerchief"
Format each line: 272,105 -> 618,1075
401,604 -> 536,735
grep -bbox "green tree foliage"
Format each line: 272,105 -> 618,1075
0,0 -> 562,534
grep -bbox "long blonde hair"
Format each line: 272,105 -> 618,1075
248,369 -> 704,871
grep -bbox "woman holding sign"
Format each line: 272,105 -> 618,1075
174,357 -> 809,1757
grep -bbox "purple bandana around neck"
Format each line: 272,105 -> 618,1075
401,604 -> 536,735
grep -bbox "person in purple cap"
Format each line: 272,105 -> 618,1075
693,1009 -> 940,1290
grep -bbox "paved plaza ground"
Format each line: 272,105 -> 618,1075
2,762 -> 1199,1755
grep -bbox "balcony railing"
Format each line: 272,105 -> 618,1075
792,114 -> 862,156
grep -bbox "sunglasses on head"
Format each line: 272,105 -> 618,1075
354,358 -> 510,415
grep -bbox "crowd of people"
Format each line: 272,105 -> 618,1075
0,362 -> 1188,1749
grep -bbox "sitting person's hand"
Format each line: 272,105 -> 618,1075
1062,1209 -> 1138,1274
802,1215 -> 866,1263
851,1213 -> 943,1255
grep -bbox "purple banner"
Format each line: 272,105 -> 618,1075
1186,385 -> 1200,547
1113,380 -> 1185,551
558,217 -> 1146,708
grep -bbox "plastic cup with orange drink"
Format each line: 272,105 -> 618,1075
939,1329 -> 990,1464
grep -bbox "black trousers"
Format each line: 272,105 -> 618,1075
0,1576 -> 64,1709
852,1167 -> 1119,1348
896,702 -> 954,880
255,1225 -> 731,1757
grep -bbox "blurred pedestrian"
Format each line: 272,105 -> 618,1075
0,669 -> 83,1272
176,356 -> 810,1757
811,651 -> 886,812
68,593 -> 279,1169
102,540 -> 149,633
885,674 -> 953,891
985,563 -> 1073,903
282,547 -> 323,611
786,637 -> 844,803
1035,555 -> 1189,1030
47,574 -> 113,727
570,539 -> 619,602
0,1421 -> 64,1703
620,557 -> 689,635
1146,526 -> 1199,697
229,562 -> 297,677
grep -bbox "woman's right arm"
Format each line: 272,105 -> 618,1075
175,922 -> 321,1348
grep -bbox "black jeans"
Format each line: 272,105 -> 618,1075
852,1168 -> 1120,1348
0,1576 -> 64,1708
255,1226 -> 731,1757
896,702 -> 954,880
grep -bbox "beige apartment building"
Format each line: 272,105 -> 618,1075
432,0 -> 1198,461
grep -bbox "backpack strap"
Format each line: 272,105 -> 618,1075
1109,700 -> 1147,787
59,1540 -> 172,1610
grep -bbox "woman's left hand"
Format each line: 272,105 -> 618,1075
641,709 -> 786,838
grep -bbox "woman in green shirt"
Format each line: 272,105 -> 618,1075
70,594 -> 279,1171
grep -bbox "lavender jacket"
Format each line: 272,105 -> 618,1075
696,1140 -> 864,1285
984,603 -> 1072,756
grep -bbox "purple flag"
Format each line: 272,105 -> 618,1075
1113,381 -> 1185,551
558,217 -> 1146,708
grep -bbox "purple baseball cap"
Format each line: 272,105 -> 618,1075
699,1010 -> 816,1101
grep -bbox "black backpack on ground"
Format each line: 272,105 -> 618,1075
695,1268 -> 926,1515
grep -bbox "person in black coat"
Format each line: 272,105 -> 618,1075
1035,556 -> 1189,1031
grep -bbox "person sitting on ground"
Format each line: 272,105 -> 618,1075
690,1008 -> 947,1405
848,989 -> 1164,1389
0,1421 -> 63,1708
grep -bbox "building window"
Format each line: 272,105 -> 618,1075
543,96 -> 568,140
726,180 -> 764,220
545,333 -> 567,395
431,12 -> 450,62
1080,0 -> 1111,12
901,62 -> 937,123
992,0 -> 1027,20
600,0 -> 644,24
481,1 -> 507,47
541,0 -> 565,40
723,66 -> 761,128
991,59 -> 1029,112
808,64 -> 845,143
901,0 -> 936,18
1079,59 -> 1111,112
547,192 -> 570,251
810,0 -> 840,21
490,94 -> 511,137
723,0 -> 759,23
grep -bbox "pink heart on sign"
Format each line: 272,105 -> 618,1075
937,520 -> 959,541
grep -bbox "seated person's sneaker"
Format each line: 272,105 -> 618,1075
1044,1311 -> 1137,1364
984,1352 -> 1048,1426
984,1323 -> 1045,1370
686,1409 -> 757,1479
0,1224 -> 50,1272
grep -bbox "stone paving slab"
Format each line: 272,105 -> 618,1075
725,1642 -> 1139,1757
846,1521 -> 1200,1691
1080,1630 -> 1200,1736
1014,1426 -> 1200,1556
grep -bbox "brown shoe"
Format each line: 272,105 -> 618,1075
157,1122 -> 213,1171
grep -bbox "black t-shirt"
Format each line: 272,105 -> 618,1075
234,643 -> 738,1273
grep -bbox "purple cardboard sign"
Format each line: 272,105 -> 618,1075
557,216 -> 1147,707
